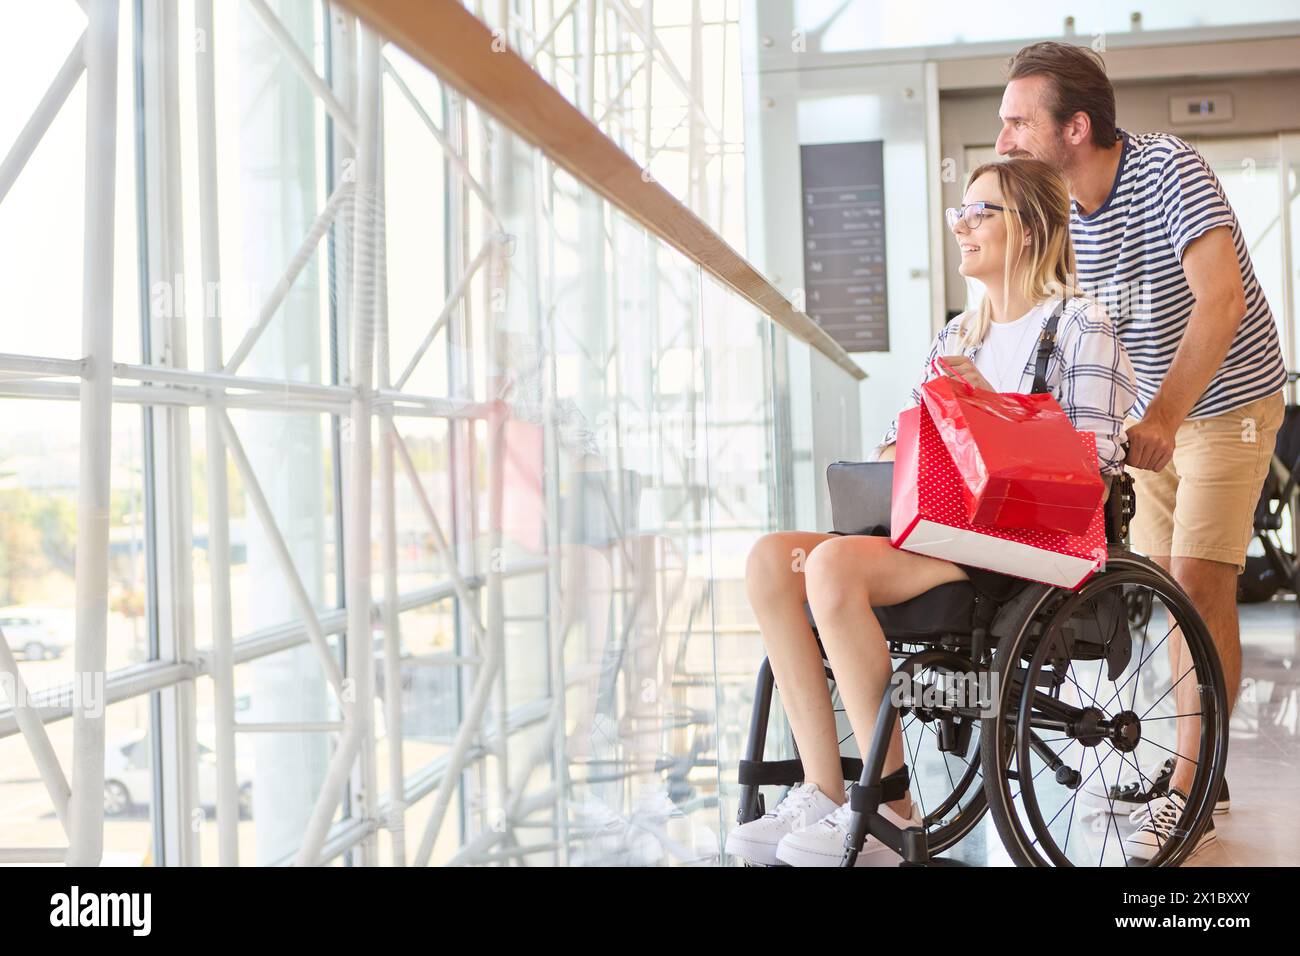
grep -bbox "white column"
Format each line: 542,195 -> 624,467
67,0 -> 119,868
195,0 -> 240,866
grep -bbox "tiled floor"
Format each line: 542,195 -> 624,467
938,596 -> 1300,866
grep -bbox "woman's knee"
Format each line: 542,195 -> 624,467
804,536 -> 889,616
745,532 -> 807,604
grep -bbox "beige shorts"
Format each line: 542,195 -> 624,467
1127,390 -> 1285,571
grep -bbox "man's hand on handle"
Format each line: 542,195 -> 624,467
1124,415 -> 1177,472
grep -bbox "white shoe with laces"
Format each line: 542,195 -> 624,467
725,783 -> 840,866
1124,789 -> 1217,862
775,797 -> 923,867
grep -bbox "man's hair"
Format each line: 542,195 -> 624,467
1007,41 -> 1117,148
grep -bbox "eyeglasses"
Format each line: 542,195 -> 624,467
945,201 -> 1016,231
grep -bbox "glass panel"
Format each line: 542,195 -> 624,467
0,698 -> 159,865
0,2 -> 863,868
191,648 -> 339,866
0,400 -> 150,681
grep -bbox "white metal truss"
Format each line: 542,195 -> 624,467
0,0 -> 745,866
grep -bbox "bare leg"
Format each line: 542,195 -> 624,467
1151,555 -> 1240,795
745,531 -> 851,801
803,535 -> 969,816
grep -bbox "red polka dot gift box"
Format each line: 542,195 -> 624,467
890,404 -> 1106,590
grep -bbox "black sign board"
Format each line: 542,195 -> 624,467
799,140 -> 889,352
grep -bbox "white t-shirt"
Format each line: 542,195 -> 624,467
879,296 -> 1138,475
971,302 -> 1049,393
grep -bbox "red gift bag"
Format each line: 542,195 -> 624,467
918,358 -> 1104,535
890,405 -> 1106,589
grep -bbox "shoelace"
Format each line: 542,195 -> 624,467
765,784 -> 823,824
815,801 -> 854,832
1133,793 -> 1185,833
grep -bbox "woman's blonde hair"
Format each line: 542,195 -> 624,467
957,158 -> 1083,349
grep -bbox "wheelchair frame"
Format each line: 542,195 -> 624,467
734,473 -> 1230,867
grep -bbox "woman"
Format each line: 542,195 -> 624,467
726,158 -> 1137,866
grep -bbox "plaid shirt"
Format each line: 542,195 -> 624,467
877,297 -> 1137,475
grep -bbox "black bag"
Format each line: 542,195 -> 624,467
825,460 -> 894,535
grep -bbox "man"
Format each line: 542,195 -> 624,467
995,41 -> 1286,859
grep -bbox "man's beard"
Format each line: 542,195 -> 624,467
1012,133 -> 1073,174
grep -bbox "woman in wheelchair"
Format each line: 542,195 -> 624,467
727,158 -> 1228,866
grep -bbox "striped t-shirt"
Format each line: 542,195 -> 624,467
1070,129 -> 1286,420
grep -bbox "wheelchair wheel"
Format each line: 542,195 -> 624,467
829,652 -> 987,854
980,549 -> 1228,866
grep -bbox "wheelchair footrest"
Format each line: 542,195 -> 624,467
846,765 -> 911,814
737,755 -> 865,788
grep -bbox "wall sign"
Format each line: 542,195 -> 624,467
799,140 -> 889,352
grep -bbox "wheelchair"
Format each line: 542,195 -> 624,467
1239,375 -> 1300,601
735,464 -> 1229,867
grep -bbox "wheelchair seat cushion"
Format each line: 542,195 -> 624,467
876,581 -> 978,638
803,580 -> 977,641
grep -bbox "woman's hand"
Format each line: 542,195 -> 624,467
936,355 -> 994,392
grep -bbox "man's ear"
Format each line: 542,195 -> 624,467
1063,110 -> 1091,147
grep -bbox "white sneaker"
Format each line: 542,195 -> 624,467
1124,789 -> 1217,862
1084,758 -> 1231,817
1082,757 -> 1175,815
725,783 -> 840,866
775,797 -> 923,867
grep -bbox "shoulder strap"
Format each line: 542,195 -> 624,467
1031,299 -> 1067,394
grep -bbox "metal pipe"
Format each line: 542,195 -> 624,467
389,420 -> 486,645
412,640 -> 500,865
374,389 -> 493,418
65,0 -> 118,868
115,360 -> 353,401
0,626 -> 72,830
0,32 -> 86,205
0,353 -> 87,378
374,83 -> 407,867
296,22 -> 383,868
392,237 -> 493,390
380,58 -> 501,230
194,0 -> 239,868
223,181 -> 355,375
246,0 -> 358,143
483,118 -> 510,866
216,410 -> 345,694
0,847 -> 69,864
235,721 -> 346,733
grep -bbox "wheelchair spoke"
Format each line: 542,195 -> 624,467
901,717 -> 928,821
1139,737 -> 1199,769
1129,588 -> 1154,714
1100,619 -> 1178,712
1092,748 -> 1129,868
1062,668 -> 1111,717
1039,746 -> 1120,834
1060,738 -> 1091,856
1140,711 -> 1205,722
1139,664 -> 1199,722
